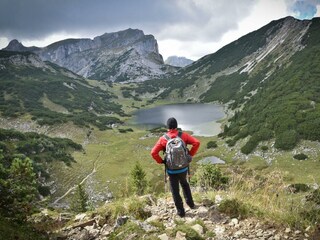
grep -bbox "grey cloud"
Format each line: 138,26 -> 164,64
157,0 -> 255,42
0,0 -> 176,39
0,0 -> 255,44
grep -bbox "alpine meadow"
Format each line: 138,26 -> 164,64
1,15 -> 320,239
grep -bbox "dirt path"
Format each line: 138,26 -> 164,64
53,151 -> 102,204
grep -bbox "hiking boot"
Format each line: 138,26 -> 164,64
178,212 -> 185,217
177,209 -> 185,217
188,204 -> 196,209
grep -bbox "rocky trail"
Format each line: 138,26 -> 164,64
51,195 -> 313,240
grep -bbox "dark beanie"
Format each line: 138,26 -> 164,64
167,117 -> 177,129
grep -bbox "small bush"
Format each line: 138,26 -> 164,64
118,128 -> 134,133
288,183 -> 310,193
226,139 -> 236,147
192,164 -> 228,190
274,130 -> 298,150
126,198 -> 151,220
241,137 -> 258,154
206,141 -> 217,149
173,224 -> 204,240
106,197 -> 151,221
218,198 -> 255,219
293,153 -> 308,160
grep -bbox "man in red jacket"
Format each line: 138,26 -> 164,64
151,117 -> 200,217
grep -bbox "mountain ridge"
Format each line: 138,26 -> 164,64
3,28 -> 177,82
135,16 -> 320,153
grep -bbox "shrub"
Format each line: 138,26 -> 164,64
241,138 -> 258,154
38,185 -> 51,197
275,130 -> 299,150
206,141 -> 217,149
288,183 -> 310,193
118,128 -> 134,133
105,196 -> 151,221
125,197 -> 151,220
218,198 -> 254,219
173,224 -> 204,240
192,164 -> 228,190
226,139 -> 236,147
293,153 -> 308,160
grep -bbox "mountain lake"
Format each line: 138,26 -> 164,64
132,103 -> 225,136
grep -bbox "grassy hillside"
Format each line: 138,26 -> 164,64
222,18 -> 320,153
0,51 -> 123,130
132,18 -> 320,154
133,17 -> 284,99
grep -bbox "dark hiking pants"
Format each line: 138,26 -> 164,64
168,171 -> 194,216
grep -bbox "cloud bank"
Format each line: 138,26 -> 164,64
0,0 -> 319,60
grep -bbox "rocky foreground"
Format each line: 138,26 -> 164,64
46,195 -> 316,240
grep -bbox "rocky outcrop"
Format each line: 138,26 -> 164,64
0,50 -> 52,70
55,195 -> 310,240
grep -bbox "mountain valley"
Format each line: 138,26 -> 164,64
1,16 -> 320,239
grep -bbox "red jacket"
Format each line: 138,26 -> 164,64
151,129 -> 200,164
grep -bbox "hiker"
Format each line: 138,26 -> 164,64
151,117 -> 200,217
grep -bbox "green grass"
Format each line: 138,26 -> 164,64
41,93 -> 70,114
48,115 -> 320,206
239,140 -> 320,184
48,113 -> 220,204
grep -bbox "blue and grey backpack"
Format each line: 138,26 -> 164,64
163,131 -> 192,170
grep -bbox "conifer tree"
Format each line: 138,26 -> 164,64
70,184 -> 89,213
130,161 -> 147,196
0,155 -> 37,220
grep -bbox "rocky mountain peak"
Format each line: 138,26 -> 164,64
2,28 -> 172,82
4,39 -> 26,51
95,28 -> 145,46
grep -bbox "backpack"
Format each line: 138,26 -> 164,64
163,131 -> 192,170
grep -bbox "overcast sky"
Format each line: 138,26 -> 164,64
0,0 -> 319,60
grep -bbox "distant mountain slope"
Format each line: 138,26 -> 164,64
0,50 -> 123,129
3,29 -> 177,82
165,56 -> 194,67
137,16 -> 320,152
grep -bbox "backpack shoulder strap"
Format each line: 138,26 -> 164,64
163,134 -> 171,141
178,131 -> 183,138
